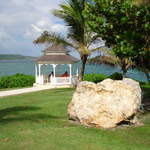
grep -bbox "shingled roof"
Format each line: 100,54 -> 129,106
42,44 -> 67,53
36,44 -> 78,64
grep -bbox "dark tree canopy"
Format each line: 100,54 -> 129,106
85,0 -> 150,81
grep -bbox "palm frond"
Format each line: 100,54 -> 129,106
78,44 -> 91,56
53,0 -> 86,44
90,46 -> 113,55
33,31 -> 73,47
88,55 -> 119,67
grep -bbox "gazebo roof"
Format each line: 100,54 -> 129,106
36,54 -> 78,64
42,44 -> 67,53
36,44 -> 78,64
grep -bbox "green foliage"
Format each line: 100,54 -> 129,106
86,0 -> 150,49
88,55 -> 118,66
83,73 -> 107,83
139,80 -> 150,87
85,0 -> 150,82
108,72 -> 123,80
113,41 -> 135,58
0,74 -> 35,88
83,73 -> 123,83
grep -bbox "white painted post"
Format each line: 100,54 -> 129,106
76,67 -> 79,77
39,64 -> 41,84
69,64 -> 72,84
52,64 -> 57,85
35,64 -> 38,83
50,74 -> 52,84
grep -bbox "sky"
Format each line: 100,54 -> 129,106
0,0 -> 67,56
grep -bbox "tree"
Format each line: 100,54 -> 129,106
113,41 -> 135,76
34,0 -> 103,81
88,53 -> 134,77
85,0 -> 150,82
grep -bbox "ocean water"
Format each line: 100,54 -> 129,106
0,60 -> 147,82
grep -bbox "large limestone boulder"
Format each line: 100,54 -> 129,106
68,78 -> 141,128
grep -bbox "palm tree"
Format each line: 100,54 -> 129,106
88,55 -> 134,77
33,0 -> 103,81
88,55 -> 118,67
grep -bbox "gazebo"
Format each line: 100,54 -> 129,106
34,44 -> 79,87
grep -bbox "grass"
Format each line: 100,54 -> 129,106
0,88 -> 149,150
0,86 -> 32,91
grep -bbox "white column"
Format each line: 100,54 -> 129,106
39,64 -> 41,84
35,64 -> 38,83
76,67 -> 79,77
52,64 -> 57,85
69,64 -> 72,84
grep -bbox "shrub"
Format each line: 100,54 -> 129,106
139,81 -> 150,87
108,72 -> 123,80
83,73 -> 107,83
0,74 -> 35,89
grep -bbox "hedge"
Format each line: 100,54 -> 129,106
83,73 -> 107,83
83,72 -> 123,83
108,72 -> 123,80
0,74 -> 35,88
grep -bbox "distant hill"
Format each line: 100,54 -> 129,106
0,54 -> 37,60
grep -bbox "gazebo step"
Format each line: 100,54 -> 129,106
33,83 -> 73,88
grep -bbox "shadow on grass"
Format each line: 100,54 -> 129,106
0,106 -> 64,124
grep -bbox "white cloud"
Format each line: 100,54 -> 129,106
25,17 -> 67,40
37,20 -> 49,27
0,0 -> 65,56
11,0 -> 26,6
31,24 -> 43,33
51,24 -> 67,33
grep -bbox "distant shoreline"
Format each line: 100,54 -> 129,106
0,59 -> 36,63
0,54 -> 37,60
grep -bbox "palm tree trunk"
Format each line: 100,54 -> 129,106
121,65 -> 127,78
144,69 -> 150,83
121,58 -> 128,78
79,55 -> 88,81
122,70 -> 127,78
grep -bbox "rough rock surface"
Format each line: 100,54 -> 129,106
68,78 -> 141,128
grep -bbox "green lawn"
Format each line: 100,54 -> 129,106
0,86 -> 32,91
0,88 -> 149,150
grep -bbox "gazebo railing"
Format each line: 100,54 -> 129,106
36,74 -> 78,85
35,63 -> 79,86
51,76 -> 70,85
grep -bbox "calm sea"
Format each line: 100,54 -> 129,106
0,60 -> 147,82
